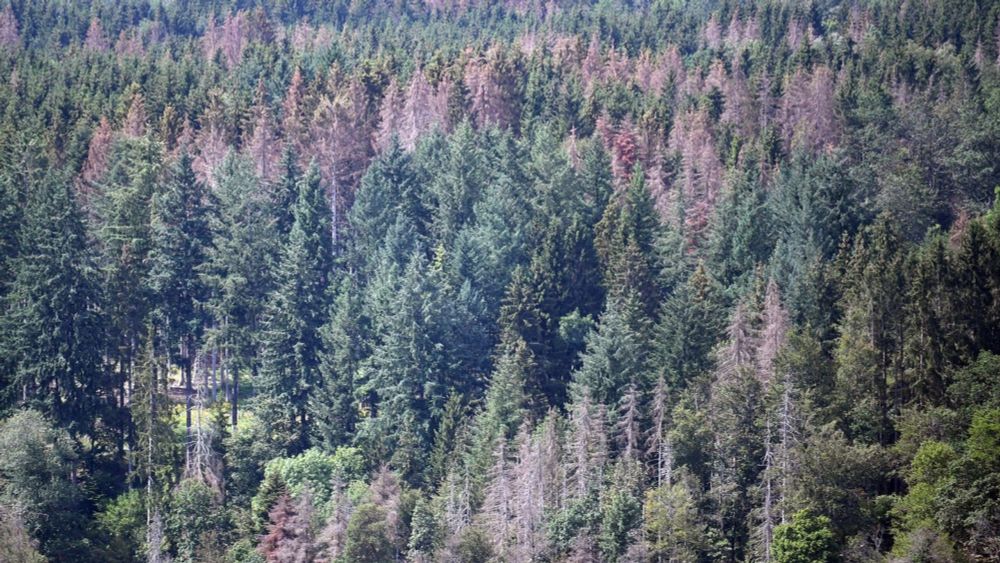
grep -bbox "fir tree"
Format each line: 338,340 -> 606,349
258,162 -> 333,450
0,170 -> 108,435
206,154 -> 278,427
148,152 -> 212,451
311,277 -> 366,450
655,263 -> 725,388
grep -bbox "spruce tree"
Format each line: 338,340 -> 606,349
206,154 -> 278,428
0,171 -> 108,435
467,331 -> 533,486
572,288 -> 655,408
835,215 -> 907,446
655,263 -> 725,388
311,277 -> 367,450
96,135 -> 163,448
594,166 -> 661,315
271,145 -> 301,238
259,162 -> 333,451
148,152 -> 212,448
427,123 -> 487,247
348,138 -> 424,275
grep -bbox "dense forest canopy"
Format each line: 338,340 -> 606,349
1,0 -> 1000,561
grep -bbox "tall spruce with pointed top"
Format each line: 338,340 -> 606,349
0,170 -> 108,434
271,145 -> 302,238
206,154 -> 278,428
467,329 -> 533,485
572,288 -> 655,408
655,263 -> 725,387
96,135 -> 163,447
348,138 -> 425,276
259,162 -> 333,450
148,152 -> 212,446
593,166 -> 662,323
311,277 -> 367,450
835,215 -> 907,446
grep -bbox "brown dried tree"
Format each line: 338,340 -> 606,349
83,17 -> 108,51
0,5 -> 19,49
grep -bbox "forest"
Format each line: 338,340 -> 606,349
0,0 -> 999,561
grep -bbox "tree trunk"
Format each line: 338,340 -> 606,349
184,337 -> 193,462
231,366 -> 239,428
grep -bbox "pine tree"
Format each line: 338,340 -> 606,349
0,170 -> 108,435
96,135 -> 163,446
767,153 -> 866,332
707,366 -> 765,562
148,153 -> 212,453
311,278 -> 366,449
655,263 -> 725,388
206,154 -> 278,428
646,375 -> 674,488
83,16 -> 108,51
0,141 -> 24,307
79,116 -> 115,207
616,383 -> 642,461
258,162 -> 333,450
572,287 -> 654,408
450,167 -> 532,316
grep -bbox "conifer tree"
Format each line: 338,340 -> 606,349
132,326 -> 179,547
428,123 -> 487,246
258,492 -> 319,562
318,479 -> 354,561
271,146 -> 301,238
468,331 -> 533,484
348,138 -> 424,274
206,154 -> 278,428
572,288 -> 654,407
259,162 -> 333,450
904,231 -> 955,403
594,166 -> 661,314
835,216 -> 907,446
655,263 -> 725,387
643,470 -> 704,561
0,170 -> 108,434
311,277 -> 366,449
96,135 -> 163,445
148,153 -> 212,450
407,496 -> 440,562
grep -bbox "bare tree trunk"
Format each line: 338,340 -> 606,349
231,365 -> 239,428
761,419 -> 774,563
184,337 -> 193,464
147,355 -> 160,563
211,346 -> 218,401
